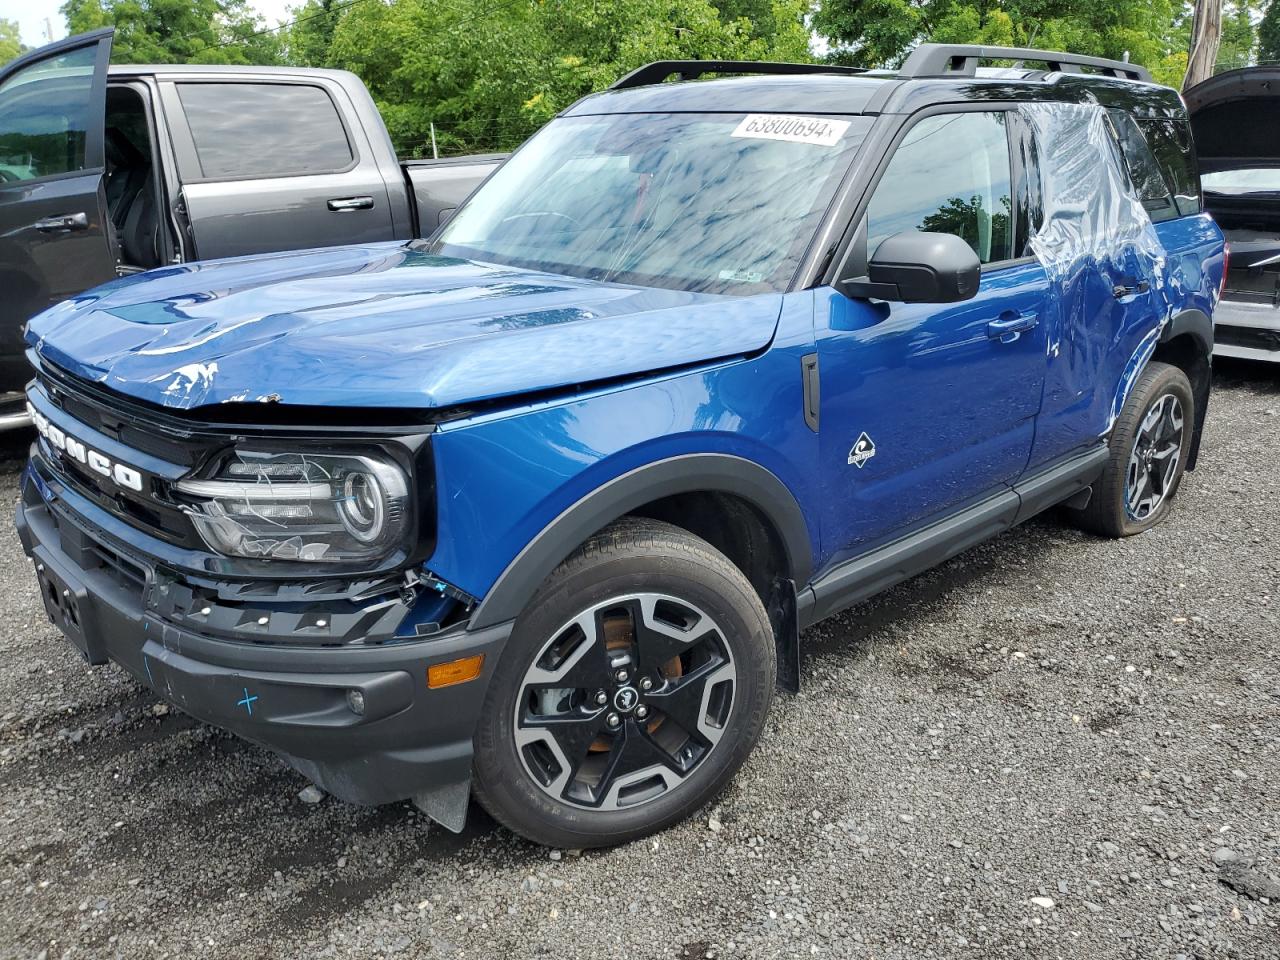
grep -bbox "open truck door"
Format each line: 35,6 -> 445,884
0,28 -> 115,417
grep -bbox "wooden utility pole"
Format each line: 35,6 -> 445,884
1184,0 -> 1223,90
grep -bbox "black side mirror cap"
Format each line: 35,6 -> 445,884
837,231 -> 982,304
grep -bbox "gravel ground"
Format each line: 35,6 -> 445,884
1,361 -> 1278,960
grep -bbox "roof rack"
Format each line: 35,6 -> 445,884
898,44 -> 1152,83
609,60 -> 866,90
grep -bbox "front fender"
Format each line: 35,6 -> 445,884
467,452 -> 811,629
424,330 -> 821,624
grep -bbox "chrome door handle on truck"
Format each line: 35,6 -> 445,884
327,196 -> 374,212
34,212 -> 89,233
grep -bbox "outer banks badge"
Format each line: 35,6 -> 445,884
847,432 -> 876,468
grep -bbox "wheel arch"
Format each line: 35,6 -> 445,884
468,453 -> 814,632
1152,309 -> 1212,470
1112,310 -> 1211,471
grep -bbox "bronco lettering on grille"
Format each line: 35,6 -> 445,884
28,402 -> 144,493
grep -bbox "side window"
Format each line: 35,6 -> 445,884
1106,109 -> 1178,222
867,111 -> 1014,265
1139,118 -> 1202,217
0,45 -> 97,182
177,83 -> 353,180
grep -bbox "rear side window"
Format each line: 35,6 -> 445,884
0,45 -> 96,182
177,83 -> 353,180
1106,110 -> 1178,222
867,111 -> 1014,265
1138,119 -> 1202,217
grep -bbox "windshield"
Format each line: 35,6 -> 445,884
434,112 -> 872,295
1202,168 -> 1280,195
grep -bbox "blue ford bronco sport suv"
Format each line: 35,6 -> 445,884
18,45 -> 1224,848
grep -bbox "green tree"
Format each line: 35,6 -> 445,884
1218,2 -> 1261,71
304,0 -> 813,157
0,18 -> 23,64
812,0 -> 1184,83
920,194 -> 1011,259
281,0 -> 344,68
1260,0 -> 1280,63
62,0 -> 283,65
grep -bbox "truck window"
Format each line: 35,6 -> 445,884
1105,110 -> 1178,223
176,82 -> 353,180
866,111 -> 1014,265
1138,118 -> 1202,217
0,45 -> 97,182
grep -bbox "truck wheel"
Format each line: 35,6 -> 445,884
472,518 -> 775,848
1069,361 -> 1194,538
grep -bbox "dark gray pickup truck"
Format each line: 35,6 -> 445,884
0,28 -> 502,427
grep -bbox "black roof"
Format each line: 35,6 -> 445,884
566,44 -> 1185,121
567,74 -> 892,117
567,72 -> 1186,121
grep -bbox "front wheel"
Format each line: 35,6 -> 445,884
472,519 -> 775,848
1069,361 -> 1195,538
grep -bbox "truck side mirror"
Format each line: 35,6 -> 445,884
837,231 -> 982,304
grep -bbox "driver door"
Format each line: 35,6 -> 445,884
815,108 -> 1051,567
0,28 -> 116,397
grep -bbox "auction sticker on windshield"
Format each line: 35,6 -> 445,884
731,114 -> 851,147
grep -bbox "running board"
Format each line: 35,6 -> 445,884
797,445 -> 1108,628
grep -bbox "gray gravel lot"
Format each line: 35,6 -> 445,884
1,362 -> 1278,960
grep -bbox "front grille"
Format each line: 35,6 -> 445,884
36,362 -> 221,469
31,447 -> 203,548
31,363 -> 222,549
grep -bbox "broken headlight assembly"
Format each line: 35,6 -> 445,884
175,449 -> 412,563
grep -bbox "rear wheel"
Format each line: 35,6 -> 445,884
1069,361 -> 1194,538
472,519 -> 774,848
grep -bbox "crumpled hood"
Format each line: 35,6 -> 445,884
27,242 -> 782,411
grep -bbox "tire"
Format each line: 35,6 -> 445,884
1069,361 -> 1195,538
472,518 -> 775,848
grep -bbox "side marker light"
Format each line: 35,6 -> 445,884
427,654 -> 485,689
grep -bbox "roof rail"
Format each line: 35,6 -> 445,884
610,60 -> 866,90
898,43 -> 1152,83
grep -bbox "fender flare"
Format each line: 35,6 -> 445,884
1159,308 -> 1213,468
1160,307 -> 1212,355
468,453 -> 814,629
1113,308 -> 1213,423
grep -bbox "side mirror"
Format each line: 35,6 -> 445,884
837,231 -> 981,304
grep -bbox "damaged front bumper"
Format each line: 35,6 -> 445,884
16,461 -> 510,830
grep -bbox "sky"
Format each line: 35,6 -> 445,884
4,0 -> 296,48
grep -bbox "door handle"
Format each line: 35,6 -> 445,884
987,309 -> 1039,341
34,212 -> 89,233
327,196 -> 374,212
1112,279 -> 1150,298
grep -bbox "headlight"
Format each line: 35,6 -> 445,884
175,450 -> 411,563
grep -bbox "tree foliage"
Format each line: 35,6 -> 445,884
42,0 -> 1270,162
812,0 -> 1208,86
0,18 -> 24,65
62,0 -> 283,64
1261,0 -> 1280,64
285,0 -> 814,156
